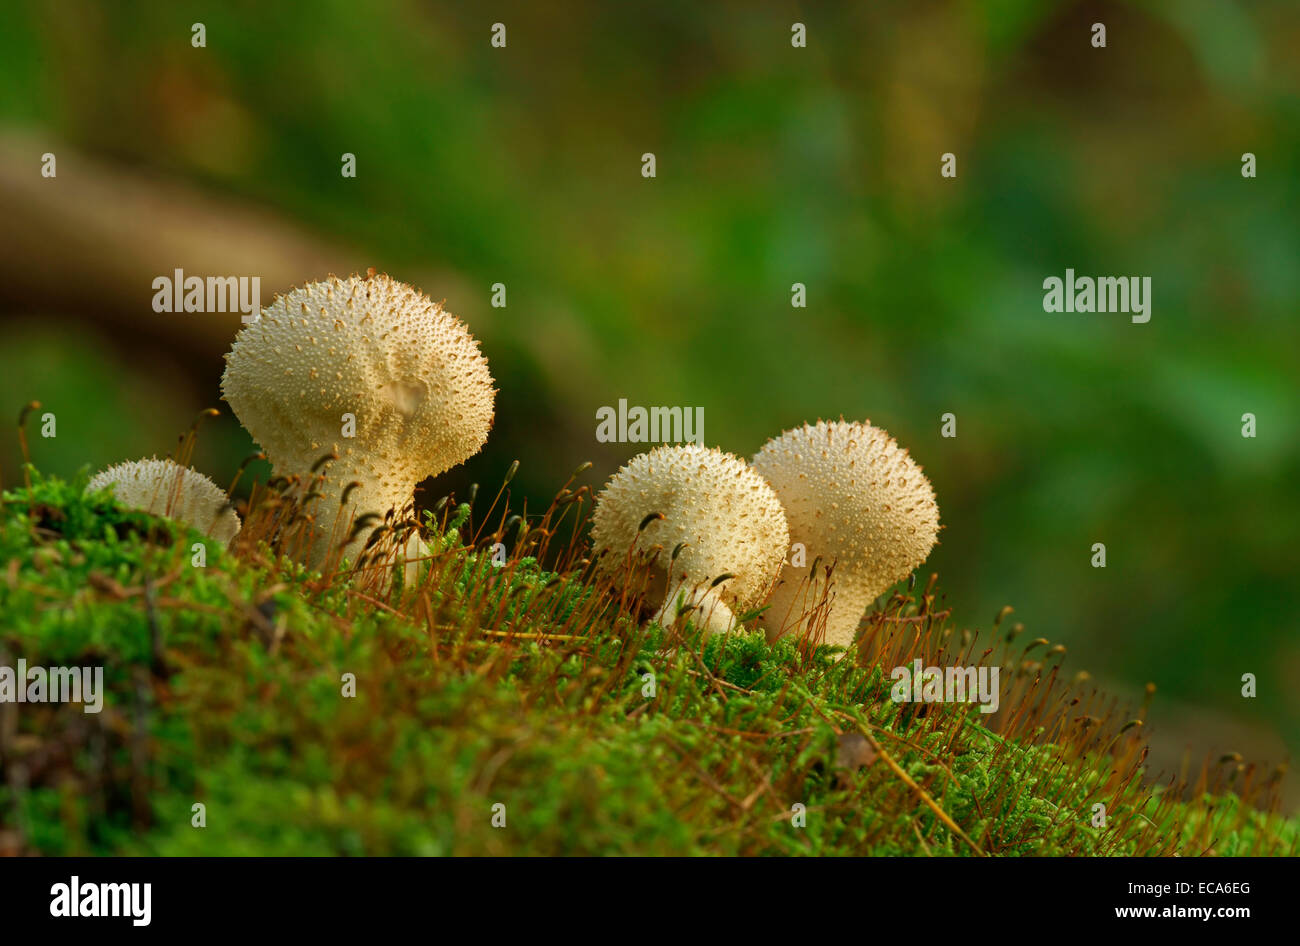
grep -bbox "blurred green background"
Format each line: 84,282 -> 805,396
1,1 -> 1296,794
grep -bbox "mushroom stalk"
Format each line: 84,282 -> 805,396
306,458 -> 425,572
653,581 -> 737,635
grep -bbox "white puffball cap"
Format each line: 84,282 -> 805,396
220,273 -> 495,501
591,443 -> 790,623
86,457 -> 241,545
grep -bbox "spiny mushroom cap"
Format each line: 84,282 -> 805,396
590,443 -> 790,610
220,273 -> 495,502
86,457 -> 240,545
752,419 -> 940,608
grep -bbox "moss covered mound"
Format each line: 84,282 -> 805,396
0,472 -> 1294,856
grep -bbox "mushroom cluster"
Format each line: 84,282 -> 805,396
221,273 -> 495,574
72,268 -> 945,658
590,444 -> 789,633
752,420 -> 940,648
86,457 -> 241,545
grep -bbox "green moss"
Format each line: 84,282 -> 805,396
0,471 -> 1294,855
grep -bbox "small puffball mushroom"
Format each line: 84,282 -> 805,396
220,273 -> 495,574
590,443 -> 790,634
752,420 -> 940,648
86,457 -> 241,545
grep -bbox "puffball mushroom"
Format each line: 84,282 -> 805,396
220,272 -> 495,572
86,457 -> 241,545
590,443 -> 789,634
751,420 -> 940,648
